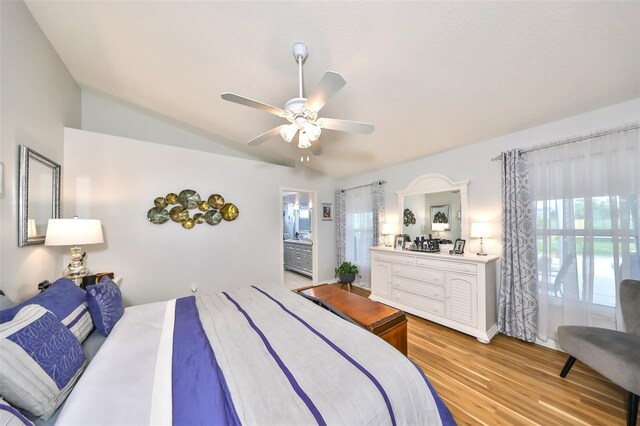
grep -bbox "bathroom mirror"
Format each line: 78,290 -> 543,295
282,191 -> 312,241
396,173 -> 469,243
18,145 -> 61,247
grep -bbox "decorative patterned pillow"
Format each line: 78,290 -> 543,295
0,305 -> 86,420
85,276 -> 124,336
0,397 -> 34,426
0,278 -> 93,343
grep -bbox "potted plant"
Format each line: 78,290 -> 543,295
335,261 -> 358,284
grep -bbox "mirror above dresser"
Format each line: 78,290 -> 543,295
396,173 -> 469,244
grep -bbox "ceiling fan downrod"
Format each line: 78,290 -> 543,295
292,43 -> 308,99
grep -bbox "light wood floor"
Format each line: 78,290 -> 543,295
341,284 -> 635,425
284,269 -> 312,290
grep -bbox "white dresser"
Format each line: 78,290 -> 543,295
370,246 -> 499,343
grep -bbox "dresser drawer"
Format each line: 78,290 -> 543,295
393,264 -> 443,285
373,252 -> 416,266
416,258 -> 477,275
391,288 -> 445,316
392,277 -> 444,301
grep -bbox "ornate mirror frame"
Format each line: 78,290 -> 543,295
396,173 -> 469,241
18,145 -> 61,247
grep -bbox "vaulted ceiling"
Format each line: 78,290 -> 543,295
25,1 -> 640,179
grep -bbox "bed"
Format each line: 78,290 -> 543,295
3,283 -> 455,425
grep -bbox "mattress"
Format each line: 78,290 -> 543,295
56,285 -> 455,425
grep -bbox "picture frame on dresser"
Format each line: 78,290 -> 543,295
394,235 -> 405,250
454,238 -> 466,254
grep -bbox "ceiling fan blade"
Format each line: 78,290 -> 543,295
317,118 -> 375,134
311,142 -> 323,156
246,126 -> 283,146
304,71 -> 346,112
221,93 -> 287,117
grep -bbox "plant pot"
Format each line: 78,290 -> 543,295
339,273 -> 356,284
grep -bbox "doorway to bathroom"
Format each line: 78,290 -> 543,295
281,189 -> 316,290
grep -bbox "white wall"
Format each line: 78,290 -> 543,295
63,128 -> 337,306
339,99 -> 640,258
0,1 -> 81,301
81,91 -> 267,163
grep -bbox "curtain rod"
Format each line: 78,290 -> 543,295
491,122 -> 640,161
339,180 -> 386,192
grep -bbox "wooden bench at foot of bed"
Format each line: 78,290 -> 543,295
299,284 -> 408,355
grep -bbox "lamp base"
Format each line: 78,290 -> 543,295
476,237 -> 488,256
63,246 -> 88,286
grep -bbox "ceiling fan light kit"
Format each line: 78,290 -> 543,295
221,43 -> 374,161
280,123 -> 298,143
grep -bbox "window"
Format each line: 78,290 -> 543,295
536,195 -> 638,308
298,207 -> 310,232
528,127 -> 638,340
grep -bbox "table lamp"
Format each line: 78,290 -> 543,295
45,216 -> 104,285
381,223 -> 398,247
470,222 -> 491,256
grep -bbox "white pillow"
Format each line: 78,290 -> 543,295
0,305 -> 86,420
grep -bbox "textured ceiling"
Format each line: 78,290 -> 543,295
25,1 -> 640,179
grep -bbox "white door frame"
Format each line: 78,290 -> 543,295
279,187 -> 318,287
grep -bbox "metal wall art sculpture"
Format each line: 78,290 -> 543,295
147,190 -> 239,229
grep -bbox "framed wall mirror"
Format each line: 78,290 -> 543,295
18,145 -> 61,247
396,173 -> 469,244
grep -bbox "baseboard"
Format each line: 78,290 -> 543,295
535,337 -> 563,352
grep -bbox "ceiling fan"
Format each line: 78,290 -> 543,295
221,43 -> 374,160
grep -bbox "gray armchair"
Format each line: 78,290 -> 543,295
558,279 -> 640,426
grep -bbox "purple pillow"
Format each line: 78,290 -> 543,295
0,278 -> 93,343
85,277 -> 124,336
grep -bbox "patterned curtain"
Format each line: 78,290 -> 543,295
499,150 -> 539,342
335,190 -> 347,266
372,182 -> 385,247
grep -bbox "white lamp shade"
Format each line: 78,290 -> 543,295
381,223 -> 398,235
45,218 -> 104,246
298,130 -> 312,149
432,223 -> 447,231
304,122 -> 321,141
280,123 -> 298,142
471,222 -> 492,238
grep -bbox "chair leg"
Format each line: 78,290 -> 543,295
560,355 -> 577,378
628,392 -> 639,426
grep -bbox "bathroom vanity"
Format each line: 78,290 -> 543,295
284,240 -> 313,277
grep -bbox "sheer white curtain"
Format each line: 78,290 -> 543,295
529,126 -> 639,343
345,186 -> 374,287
